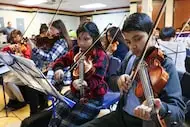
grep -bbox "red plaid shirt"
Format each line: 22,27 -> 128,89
52,47 -> 109,99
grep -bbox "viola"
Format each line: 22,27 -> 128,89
106,41 -> 119,55
72,50 -> 96,80
35,35 -> 59,50
11,37 -> 28,56
135,47 -> 169,98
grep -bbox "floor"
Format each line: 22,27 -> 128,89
0,85 -> 110,127
0,85 -> 29,127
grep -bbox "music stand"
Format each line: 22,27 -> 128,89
0,52 -> 75,108
0,63 -> 10,117
158,39 -> 186,72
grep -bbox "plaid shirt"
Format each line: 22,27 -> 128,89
32,38 -> 71,86
32,38 -> 68,62
52,47 -> 109,99
47,67 -> 72,86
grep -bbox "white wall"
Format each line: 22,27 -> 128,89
0,9 -> 80,37
92,12 -> 129,32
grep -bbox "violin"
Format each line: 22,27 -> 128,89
135,47 -> 169,98
72,49 -> 96,103
11,37 -> 28,56
72,50 -> 96,80
106,41 -> 119,55
35,34 -> 59,50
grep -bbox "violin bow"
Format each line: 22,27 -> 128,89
174,17 -> 190,42
22,9 -> 40,37
129,0 -> 167,84
46,0 -> 63,35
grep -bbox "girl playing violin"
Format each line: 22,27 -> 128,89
2,29 -> 31,58
27,20 -> 73,115
105,26 -> 129,61
1,29 -> 31,110
48,22 -> 108,127
30,19 -> 72,63
80,13 -> 186,127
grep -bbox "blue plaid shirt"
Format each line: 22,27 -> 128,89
32,38 -> 71,85
46,67 -> 72,86
32,38 -> 68,62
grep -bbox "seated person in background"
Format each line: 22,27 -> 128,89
80,13 -> 186,127
105,27 -> 129,61
185,39 -> 190,73
48,21 -> 108,127
158,27 -> 186,72
1,29 -> 31,110
159,27 -> 176,41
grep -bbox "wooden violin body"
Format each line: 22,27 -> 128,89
35,35 -> 59,50
72,50 -> 96,80
135,48 -> 169,98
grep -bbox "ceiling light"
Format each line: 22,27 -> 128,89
80,3 -> 107,9
18,0 -> 47,6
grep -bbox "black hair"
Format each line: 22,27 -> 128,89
52,19 -> 72,49
159,27 -> 176,41
156,27 -> 160,31
39,23 -> 48,34
76,22 -> 102,48
106,26 -> 125,44
122,13 -> 153,34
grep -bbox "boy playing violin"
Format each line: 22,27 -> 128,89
48,22 -> 108,127
80,13 -> 186,127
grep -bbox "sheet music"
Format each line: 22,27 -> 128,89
0,64 -> 10,75
158,38 -> 186,72
0,52 -> 69,102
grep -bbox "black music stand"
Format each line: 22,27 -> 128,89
0,52 -> 75,108
158,40 -> 186,72
0,64 -> 10,117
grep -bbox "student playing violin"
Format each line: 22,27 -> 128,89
1,29 -> 31,110
80,13 -> 186,127
105,26 -> 129,61
48,21 -> 108,127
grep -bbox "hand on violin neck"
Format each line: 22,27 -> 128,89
72,79 -> 88,90
54,69 -> 64,82
117,74 -> 131,95
134,98 -> 162,121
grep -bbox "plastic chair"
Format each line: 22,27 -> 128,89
99,91 -> 120,111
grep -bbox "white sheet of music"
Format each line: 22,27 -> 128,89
158,38 -> 187,72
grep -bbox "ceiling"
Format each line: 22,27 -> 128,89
0,0 -> 130,12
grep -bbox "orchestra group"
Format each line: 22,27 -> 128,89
0,4 -> 190,127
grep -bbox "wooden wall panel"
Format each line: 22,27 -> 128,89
174,0 -> 190,29
137,0 -> 165,29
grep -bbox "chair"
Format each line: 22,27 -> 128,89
98,56 -> 121,111
179,72 -> 190,122
98,91 -> 120,111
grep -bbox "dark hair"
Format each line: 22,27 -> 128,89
156,27 -> 160,31
106,26 -> 125,44
159,27 -> 176,41
10,29 -> 22,40
40,23 -> 48,34
52,20 -> 72,49
122,13 -> 153,34
76,22 -> 102,48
